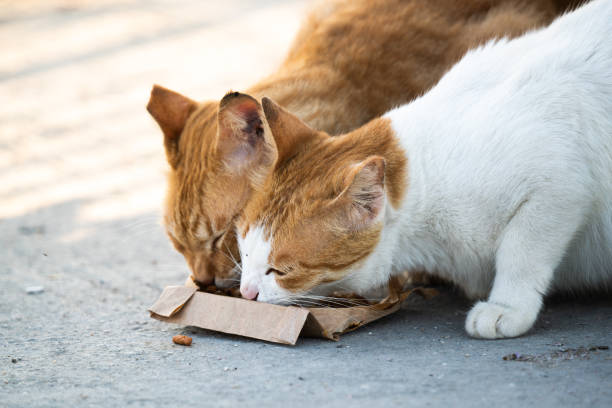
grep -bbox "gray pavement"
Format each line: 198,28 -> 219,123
1,1 -> 611,407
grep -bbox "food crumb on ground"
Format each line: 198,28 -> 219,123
172,335 -> 192,346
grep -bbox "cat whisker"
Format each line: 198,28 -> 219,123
289,294 -> 373,309
222,241 -> 243,274
301,293 -> 384,302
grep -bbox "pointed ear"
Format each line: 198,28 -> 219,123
147,85 -> 197,169
215,92 -> 276,175
261,97 -> 318,165
339,156 -> 386,230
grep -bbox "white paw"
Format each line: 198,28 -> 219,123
465,301 -> 537,339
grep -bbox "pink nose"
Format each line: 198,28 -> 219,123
240,284 -> 259,300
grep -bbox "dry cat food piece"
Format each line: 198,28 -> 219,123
172,335 -> 192,346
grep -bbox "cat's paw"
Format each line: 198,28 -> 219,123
465,301 -> 536,339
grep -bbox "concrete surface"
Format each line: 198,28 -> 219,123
1,1 -> 610,407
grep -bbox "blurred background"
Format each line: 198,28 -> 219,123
1,0 -> 306,226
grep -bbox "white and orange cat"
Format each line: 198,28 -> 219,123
237,0 -> 612,338
147,0 -> 577,289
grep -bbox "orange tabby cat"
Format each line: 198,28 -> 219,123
147,0 -> 578,289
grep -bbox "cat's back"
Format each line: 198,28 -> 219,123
434,0 -> 612,101
417,0 -> 612,159
392,0 -> 612,245
526,0 -> 612,81
280,0 -> 563,115
494,0 -> 612,167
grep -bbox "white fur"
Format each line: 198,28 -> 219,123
238,225 -> 293,302
239,0 -> 612,337
364,0 -> 612,338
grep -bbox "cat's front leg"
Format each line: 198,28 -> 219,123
466,195 -> 586,339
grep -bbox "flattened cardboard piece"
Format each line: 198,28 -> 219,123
150,287 -> 310,345
149,286 -> 197,317
149,277 -> 426,345
301,302 -> 401,340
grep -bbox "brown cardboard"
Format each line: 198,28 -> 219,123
150,286 -> 310,345
149,277 -> 434,345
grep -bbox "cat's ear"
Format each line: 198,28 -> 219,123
216,92 -> 276,174
339,156 -> 386,229
261,97 -> 318,165
147,85 -> 197,169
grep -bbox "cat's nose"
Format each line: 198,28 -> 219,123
190,255 -> 214,286
240,284 -> 259,300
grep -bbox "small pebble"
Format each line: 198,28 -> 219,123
26,286 -> 44,295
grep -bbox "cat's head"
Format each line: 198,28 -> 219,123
147,85 -> 277,288
237,97 -> 406,302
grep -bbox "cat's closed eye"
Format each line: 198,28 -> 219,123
265,268 -> 286,276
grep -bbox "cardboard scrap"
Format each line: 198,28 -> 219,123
150,286 -> 309,345
149,276 -> 435,345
